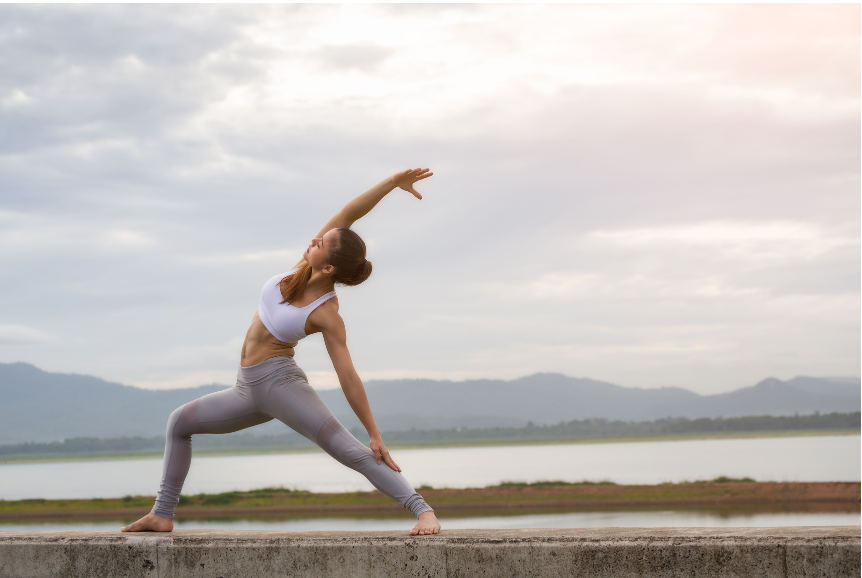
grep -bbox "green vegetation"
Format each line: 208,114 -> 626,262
0,412 -> 857,463
703,476 -> 756,483
0,431 -> 313,457
375,412 -> 860,444
1,479 -> 858,521
492,480 -> 617,489
0,486 -> 390,515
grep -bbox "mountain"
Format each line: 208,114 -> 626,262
0,363 -> 225,444
337,373 -> 860,428
0,362 -> 858,444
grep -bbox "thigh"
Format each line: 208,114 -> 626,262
196,383 -> 273,434
253,369 -> 334,442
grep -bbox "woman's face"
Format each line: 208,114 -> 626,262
304,228 -> 338,271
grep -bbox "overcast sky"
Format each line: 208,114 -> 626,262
1,4 -> 859,394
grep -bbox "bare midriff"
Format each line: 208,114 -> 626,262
240,311 -> 297,367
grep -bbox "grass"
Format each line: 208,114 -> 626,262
0,478 -> 858,519
491,480 -> 618,489
699,476 -> 756,484
0,429 -> 856,465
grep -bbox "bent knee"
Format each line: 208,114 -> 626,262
167,401 -> 200,440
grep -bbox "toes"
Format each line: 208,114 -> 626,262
411,522 -> 442,536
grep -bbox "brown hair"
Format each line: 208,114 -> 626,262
279,228 -> 372,304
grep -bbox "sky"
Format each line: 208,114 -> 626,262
0,4 -> 859,394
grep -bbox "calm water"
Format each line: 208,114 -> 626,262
1,435 -> 857,501
1,512 -> 859,533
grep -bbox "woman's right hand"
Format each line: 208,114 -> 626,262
391,168 -> 433,200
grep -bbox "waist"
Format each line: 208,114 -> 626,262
237,355 -> 302,384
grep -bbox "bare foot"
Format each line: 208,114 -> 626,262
121,512 -> 173,532
409,511 -> 440,536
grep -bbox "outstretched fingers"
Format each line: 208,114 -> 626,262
394,167 -> 433,200
407,168 -> 432,180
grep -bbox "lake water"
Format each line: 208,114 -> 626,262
1,435 -> 858,501
1,511 -> 859,533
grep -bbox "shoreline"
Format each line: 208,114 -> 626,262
1,429 -> 857,465
1,481 -> 858,522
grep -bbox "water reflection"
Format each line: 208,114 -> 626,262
2,510 -> 858,533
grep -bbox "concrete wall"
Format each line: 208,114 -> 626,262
1,527 -> 859,578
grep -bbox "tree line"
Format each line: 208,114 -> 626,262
369,411 -> 860,443
0,411 -> 857,457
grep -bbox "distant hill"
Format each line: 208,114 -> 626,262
0,363 -> 225,444
0,362 -> 858,444
334,373 -> 861,430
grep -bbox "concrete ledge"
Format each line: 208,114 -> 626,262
1,527 -> 859,578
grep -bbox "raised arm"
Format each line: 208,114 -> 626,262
314,303 -> 402,472
294,168 -> 432,269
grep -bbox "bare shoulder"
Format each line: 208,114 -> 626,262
307,296 -> 343,334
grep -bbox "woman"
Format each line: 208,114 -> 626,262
121,168 -> 441,536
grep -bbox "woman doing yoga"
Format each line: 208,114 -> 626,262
121,168 -> 441,536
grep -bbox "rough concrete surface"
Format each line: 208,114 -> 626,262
0,527 -> 859,578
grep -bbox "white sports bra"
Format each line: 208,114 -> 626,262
257,269 -> 337,344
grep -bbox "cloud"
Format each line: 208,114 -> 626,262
590,221 -> 858,262
313,43 -> 394,72
0,5 -> 857,394
0,324 -> 56,345
131,370 -> 238,391
0,211 -> 161,258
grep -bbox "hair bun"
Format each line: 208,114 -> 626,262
329,228 -> 372,286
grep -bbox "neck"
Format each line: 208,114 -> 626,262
307,268 -> 335,293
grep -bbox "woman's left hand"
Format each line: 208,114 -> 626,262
371,437 -> 402,472
391,168 -> 433,200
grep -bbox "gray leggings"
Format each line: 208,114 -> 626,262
152,356 -> 432,519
